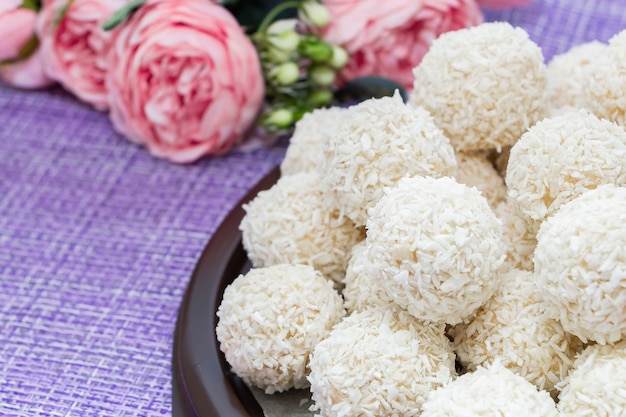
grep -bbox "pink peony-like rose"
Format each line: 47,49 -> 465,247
477,0 -> 531,9
37,0 -> 127,109
0,0 -> 37,62
0,49 -> 54,89
0,0 -> 54,89
321,0 -> 483,89
106,0 -> 264,163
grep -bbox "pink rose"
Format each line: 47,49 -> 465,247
0,1 -> 54,89
37,0 -> 127,109
322,0 -> 483,90
477,0 -> 531,9
0,49 -> 54,89
0,0 -> 37,61
106,0 -> 264,163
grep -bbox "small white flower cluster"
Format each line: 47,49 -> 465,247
217,22 -> 626,417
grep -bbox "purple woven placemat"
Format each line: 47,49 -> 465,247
0,1 -> 624,415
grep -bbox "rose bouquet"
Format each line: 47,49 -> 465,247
0,0 -> 531,163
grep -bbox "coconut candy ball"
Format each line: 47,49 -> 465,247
410,22 -> 547,152
240,171 -> 363,283
365,175 -> 506,325
534,185 -> 626,345
308,305 -> 455,417
494,198 -> 538,271
215,264 -> 345,394
450,268 -> 582,394
547,41 -> 607,111
421,362 -> 559,417
557,341 -> 626,417
280,106 -> 348,176
318,92 -> 457,227
454,151 -> 507,209
342,240 -> 394,314
583,29 -> 626,130
506,109 -> 626,227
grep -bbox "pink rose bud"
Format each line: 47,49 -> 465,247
322,0 -> 483,90
36,0 -> 128,110
106,0 -> 265,163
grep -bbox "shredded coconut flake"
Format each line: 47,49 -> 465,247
454,151 -> 507,209
318,92 -> 457,226
280,106 -> 349,176
450,268 -> 582,395
534,185 -> 626,344
308,306 -> 455,417
421,362 -> 559,417
365,175 -> 506,325
494,198 -> 538,271
410,22 -> 547,152
342,240 -> 395,314
215,264 -> 345,394
557,341 -> 626,417
240,172 -> 363,283
547,41 -> 607,111
583,29 -> 626,130
506,109 -> 626,226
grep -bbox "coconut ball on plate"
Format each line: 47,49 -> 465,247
449,268 -> 582,395
318,92 -> 457,227
280,106 -> 348,176
583,29 -> 626,130
547,41 -> 607,111
240,171 -> 363,284
342,240 -> 394,314
365,175 -> 506,325
454,151 -> 507,209
557,341 -> 626,417
421,362 -> 559,417
494,198 -> 538,271
215,264 -> 345,394
410,22 -> 547,152
506,109 -> 626,227
308,305 -> 455,417
534,184 -> 626,345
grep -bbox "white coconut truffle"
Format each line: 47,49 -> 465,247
547,41 -> 607,110
410,22 -> 547,152
215,264 -> 345,394
494,198 -> 537,271
583,29 -> 626,129
534,185 -> 626,345
240,172 -> 363,283
506,109 -> 626,226
342,240 -> 394,314
454,151 -> 507,209
557,341 -> 626,417
318,92 -> 457,226
421,362 -> 559,417
450,268 -> 581,394
308,306 -> 455,417
365,175 -> 506,325
280,106 -> 348,176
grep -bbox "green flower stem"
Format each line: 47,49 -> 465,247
256,1 -> 301,34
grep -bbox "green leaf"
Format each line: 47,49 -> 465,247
334,76 -> 408,104
21,0 -> 41,12
102,0 -> 147,31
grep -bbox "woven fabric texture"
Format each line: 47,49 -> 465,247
1,0 -> 625,415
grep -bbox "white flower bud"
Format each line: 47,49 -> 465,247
330,45 -> 348,69
309,65 -> 335,86
269,30 -> 300,52
300,1 -> 330,28
271,62 -> 300,86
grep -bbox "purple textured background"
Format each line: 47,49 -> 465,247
0,1 -> 624,415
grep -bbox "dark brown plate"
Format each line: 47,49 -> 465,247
172,167 -> 280,417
